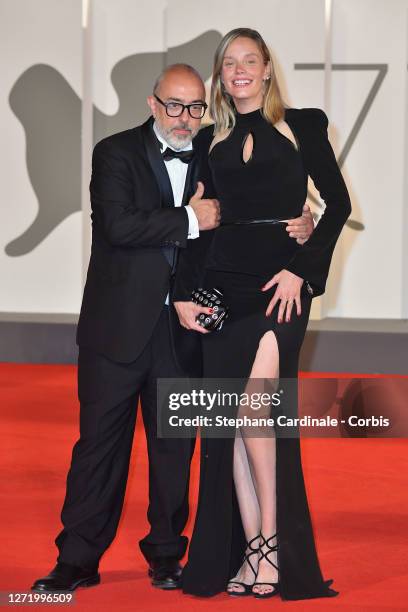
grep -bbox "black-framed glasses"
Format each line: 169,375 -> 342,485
154,94 -> 208,119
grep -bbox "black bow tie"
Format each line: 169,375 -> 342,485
162,148 -> 194,164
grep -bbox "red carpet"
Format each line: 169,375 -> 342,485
0,363 -> 407,611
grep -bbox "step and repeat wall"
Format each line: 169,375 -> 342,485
1,0 -> 407,319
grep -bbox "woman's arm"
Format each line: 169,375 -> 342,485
284,108 -> 352,296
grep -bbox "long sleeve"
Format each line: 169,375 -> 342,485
285,109 -> 352,296
90,140 -> 188,248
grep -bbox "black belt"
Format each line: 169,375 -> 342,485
220,218 -> 289,226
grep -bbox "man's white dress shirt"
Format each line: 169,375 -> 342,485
153,123 -> 199,304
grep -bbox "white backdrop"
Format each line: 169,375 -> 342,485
0,0 -> 83,313
1,0 -> 407,319
327,0 -> 408,318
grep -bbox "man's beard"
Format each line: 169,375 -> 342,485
155,119 -> 197,150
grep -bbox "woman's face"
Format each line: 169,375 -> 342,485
220,36 -> 270,110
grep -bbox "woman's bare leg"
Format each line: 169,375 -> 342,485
226,434 -> 261,593
230,331 -> 280,596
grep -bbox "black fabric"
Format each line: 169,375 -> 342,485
284,108 -> 352,295
176,107 -> 349,599
76,115 -> 200,373
172,126 -> 218,302
58,117 -> 204,571
56,307 -> 195,567
181,271 -> 335,599
173,107 -> 352,301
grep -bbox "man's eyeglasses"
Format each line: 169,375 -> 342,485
154,94 -> 208,119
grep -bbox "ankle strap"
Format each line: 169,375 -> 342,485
259,533 -> 279,571
247,534 -> 261,551
243,534 -> 262,577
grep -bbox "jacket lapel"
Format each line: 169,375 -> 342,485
181,150 -> 198,205
141,116 -> 174,208
141,116 -> 198,273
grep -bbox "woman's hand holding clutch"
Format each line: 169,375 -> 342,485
173,301 -> 212,334
262,270 -> 304,323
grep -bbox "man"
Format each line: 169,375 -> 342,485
32,64 -> 313,593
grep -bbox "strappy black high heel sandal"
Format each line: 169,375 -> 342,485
227,534 -> 261,597
252,533 -> 279,599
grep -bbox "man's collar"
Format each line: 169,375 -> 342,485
152,121 -> 193,152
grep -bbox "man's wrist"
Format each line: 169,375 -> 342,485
185,205 -> 200,239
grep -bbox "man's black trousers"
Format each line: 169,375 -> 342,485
55,305 -> 195,570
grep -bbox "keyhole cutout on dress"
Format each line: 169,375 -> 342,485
273,120 -> 299,152
242,132 -> 254,164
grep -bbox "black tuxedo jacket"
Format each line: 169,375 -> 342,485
76,116 -> 203,374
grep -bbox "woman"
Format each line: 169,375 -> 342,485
173,28 -> 351,600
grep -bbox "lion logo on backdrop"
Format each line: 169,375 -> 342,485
7,27 -> 383,256
6,31 -> 222,256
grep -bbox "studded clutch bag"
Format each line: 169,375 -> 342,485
191,287 -> 229,331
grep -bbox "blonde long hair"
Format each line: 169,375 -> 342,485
210,28 -> 285,134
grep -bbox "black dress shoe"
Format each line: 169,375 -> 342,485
31,562 -> 100,592
148,557 -> 182,590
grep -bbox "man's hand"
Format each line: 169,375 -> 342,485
174,301 -> 212,334
286,203 -> 314,245
189,181 -> 220,231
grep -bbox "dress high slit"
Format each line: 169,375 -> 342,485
174,106 -> 352,600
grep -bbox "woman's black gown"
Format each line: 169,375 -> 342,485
174,107 -> 351,599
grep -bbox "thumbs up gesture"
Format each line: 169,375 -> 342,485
189,181 -> 220,230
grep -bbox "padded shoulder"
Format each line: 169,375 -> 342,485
285,107 -> 329,131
